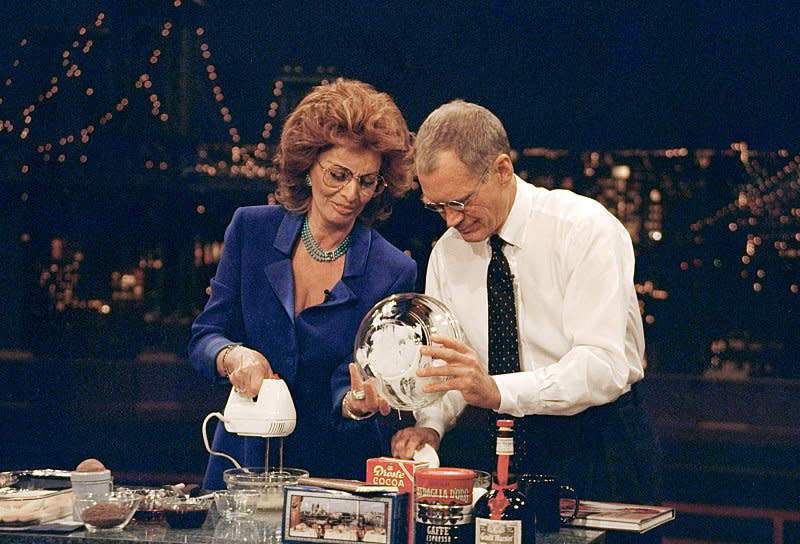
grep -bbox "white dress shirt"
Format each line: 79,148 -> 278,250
415,175 -> 645,439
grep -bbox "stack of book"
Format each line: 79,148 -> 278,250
562,499 -> 675,533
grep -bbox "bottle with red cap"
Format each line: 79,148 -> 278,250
473,419 -> 534,544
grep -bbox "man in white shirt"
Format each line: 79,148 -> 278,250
391,100 -> 662,504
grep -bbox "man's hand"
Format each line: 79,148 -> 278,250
391,427 -> 441,459
418,334 -> 501,410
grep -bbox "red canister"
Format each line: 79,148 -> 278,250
415,467 -> 475,506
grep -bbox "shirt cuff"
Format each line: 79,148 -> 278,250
494,373 -> 541,417
413,390 -> 468,438
411,414 -> 444,440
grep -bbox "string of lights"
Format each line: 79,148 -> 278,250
0,4 -> 340,181
2,13 -> 106,169
675,141 -> 799,298
0,2 -> 255,177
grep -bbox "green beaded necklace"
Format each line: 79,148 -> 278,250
301,215 -> 351,262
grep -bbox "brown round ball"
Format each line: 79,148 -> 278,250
75,458 -> 106,472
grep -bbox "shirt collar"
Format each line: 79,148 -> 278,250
494,174 -> 527,250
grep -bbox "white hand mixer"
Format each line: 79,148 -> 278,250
202,375 -> 297,470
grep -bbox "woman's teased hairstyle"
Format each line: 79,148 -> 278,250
273,78 -> 414,225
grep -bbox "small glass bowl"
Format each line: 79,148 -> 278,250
77,491 -> 141,532
162,495 -> 213,529
473,469 -> 491,490
213,489 -> 260,520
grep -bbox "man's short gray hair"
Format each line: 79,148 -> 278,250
414,99 -> 511,176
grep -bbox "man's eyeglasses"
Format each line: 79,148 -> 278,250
421,163 -> 492,213
317,161 -> 385,196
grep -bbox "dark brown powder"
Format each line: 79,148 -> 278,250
81,502 -> 130,528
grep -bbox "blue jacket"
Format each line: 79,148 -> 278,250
189,206 -> 417,489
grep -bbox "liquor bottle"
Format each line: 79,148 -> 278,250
474,419 -> 534,544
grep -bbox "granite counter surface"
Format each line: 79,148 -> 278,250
0,514 -> 605,544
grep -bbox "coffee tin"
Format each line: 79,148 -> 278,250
415,468 -> 475,506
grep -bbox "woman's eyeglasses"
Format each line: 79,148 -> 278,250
317,161 -> 385,196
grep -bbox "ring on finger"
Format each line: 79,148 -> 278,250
234,386 -> 246,394
351,389 -> 366,401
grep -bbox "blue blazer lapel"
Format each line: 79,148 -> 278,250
264,216 -> 373,312
325,222 -> 371,306
266,213 -> 301,321
344,222 -> 370,278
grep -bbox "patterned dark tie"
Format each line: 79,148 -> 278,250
487,234 -> 525,467
488,234 -> 520,375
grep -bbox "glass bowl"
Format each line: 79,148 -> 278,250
354,293 -> 463,411
472,470 -> 492,505
223,467 -> 308,517
77,491 -> 140,532
472,469 -> 491,490
213,490 -> 260,520
162,495 -> 213,529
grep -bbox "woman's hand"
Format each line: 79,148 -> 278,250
343,362 -> 391,419
217,345 -> 272,397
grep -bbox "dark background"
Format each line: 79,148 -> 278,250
1,0 -> 798,373
0,2 -> 797,370
1,4 -> 800,542
4,1 -> 799,149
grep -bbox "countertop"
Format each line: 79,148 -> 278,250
0,513 -> 605,544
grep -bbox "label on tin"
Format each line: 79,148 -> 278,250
417,521 -> 473,544
416,503 -> 473,525
415,484 -> 473,505
415,468 -> 474,506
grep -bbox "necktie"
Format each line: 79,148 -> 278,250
487,234 -> 525,468
488,234 -> 520,375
